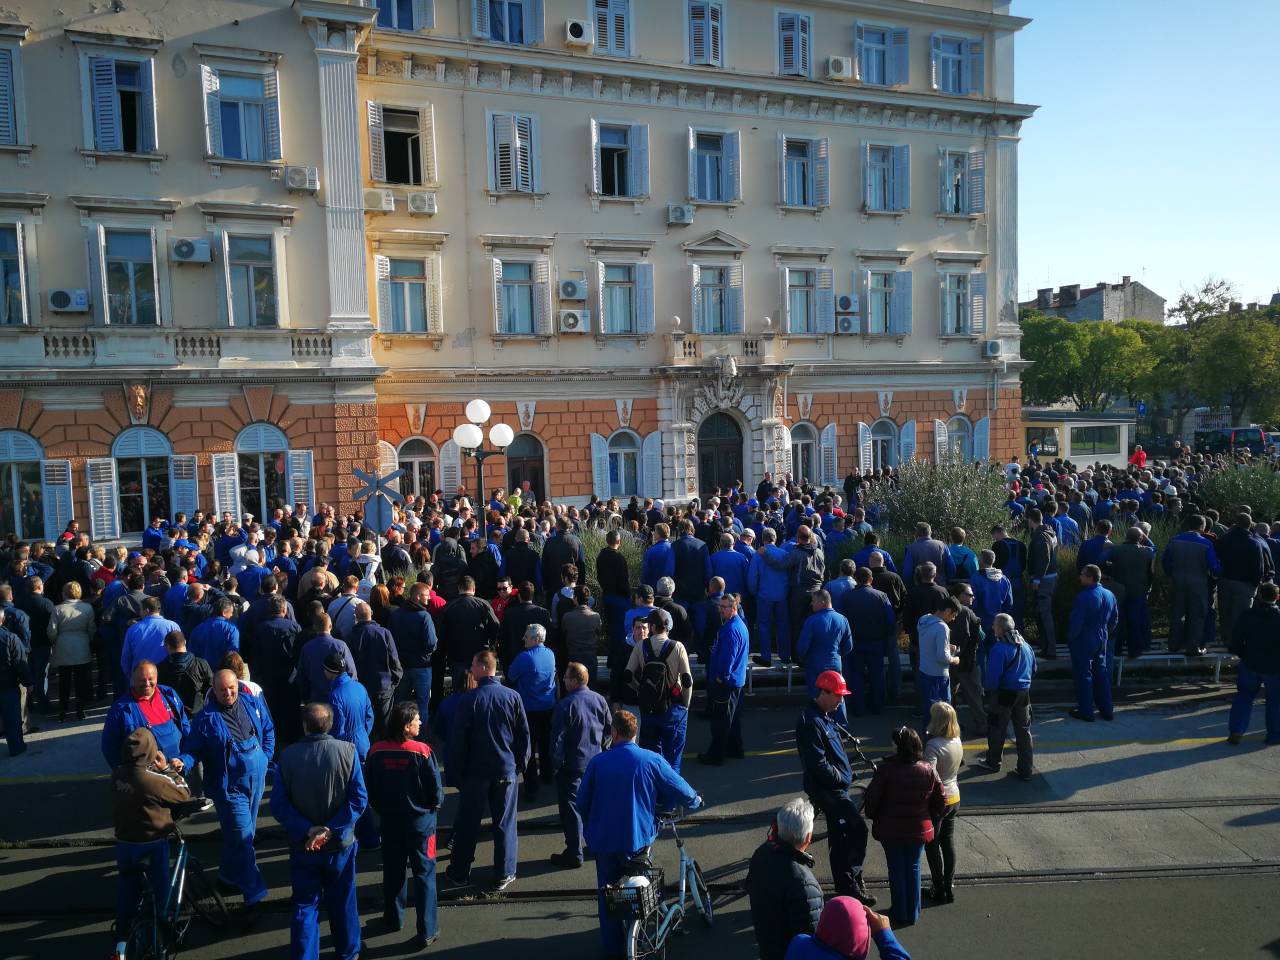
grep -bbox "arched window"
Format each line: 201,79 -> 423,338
112,427 -> 173,534
398,437 -> 437,499
790,423 -> 818,484
0,430 -> 44,540
871,419 -> 898,471
947,415 -> 973,462
235,423 -> 288,522
607,431 -> 640,498
505,433 -> 546,501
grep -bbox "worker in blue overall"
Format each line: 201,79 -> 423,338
101,660 -> 192,774
795,590 -> 854,726
1067,565 -> 1118,723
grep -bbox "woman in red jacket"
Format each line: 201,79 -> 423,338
862,727 -> 944,927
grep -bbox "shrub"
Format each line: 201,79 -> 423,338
1195,463 -> 1280,521
577,527 -> 645,597
865,459 -> 1010,548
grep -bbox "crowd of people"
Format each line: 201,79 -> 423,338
0,439 -> 1277,959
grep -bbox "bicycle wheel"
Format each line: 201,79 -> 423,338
124,916 -> 168,960
688,860 -> 714,926
182,859 -> 229,929
625,910 -> 666,960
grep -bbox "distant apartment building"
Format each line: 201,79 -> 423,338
1021,276 -> 1165,323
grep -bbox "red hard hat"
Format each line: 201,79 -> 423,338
815,670 -> 851,697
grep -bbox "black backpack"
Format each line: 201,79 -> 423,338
637,640 -> 675,715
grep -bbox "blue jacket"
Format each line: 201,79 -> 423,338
1162,531 -> 1222,579
795,608 -> 853,680
852,546 -> 898,574
236,565 -> 268,604
323,672 -> 374,760
795,700 -> 850,797
509,644 -> 558,713
448,675 -> 531,780
750,547 -> 790,601
903,537 -> 956,585
711,549 -> 750,597
190,617 -> 240,669
297,635 -> 358,703
948,545 -> 979,580
181,687 -> 275,801
550,685 -> 612,776
577,741 -> 699,854
824,576 -> 856,609
838,585 -> 896,650
1216,527 -> 1274,585
121,615 -> 184,678
709,614 -> 750,688
142,525 -> 167,553
430,691 -> 466,788
785,930 -> 911,960
984,634 -> 1036,691
348,620 -> 402,696
969,569 -> 1014,633
161,582 -> 189,623
271,735 -> 367,850
640,540 -> 676,589
389,602 -> 438,670
1068,583 -> 1118,655
673,536 -> 713,599
101,684 -> 192,771
1076,535 -> 1112,572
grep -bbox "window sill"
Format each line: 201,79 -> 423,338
0,143 -> 34,166
207,156 -> 285,173
691,199 -> 743,209
861,332 -> 908,345
777,204 -> 828,218
492,333 -> 552,343
939,333 -> 981,342
936,212 -> 981,222
79,149 -> 166,170
860,207 -> 907,220
593,332 -> 651,346
589,193 -> 648,214
485,190 -> 547,208
370,180 -> 440,191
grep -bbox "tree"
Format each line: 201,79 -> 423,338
1018,312 -> 1079,406
1018,311 -> 1149,412
1190,311 -> 1280,426
1168,277 -> 1235,329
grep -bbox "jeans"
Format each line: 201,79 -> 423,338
1069,642 -> 1113,720
809,789 -> 868,896
986,689 -> 1034,777
288,844 -> 360,960
380,821 -> 437,941
845,646 -> 886,716
882,842 -> 924,925
0,688 -> 23,756
525,709 -> 554,795
925,802 -> 959,890
400,666 -> 433,730
1229,663 -> 1280,743
115,839 -> 170,933
449,777 -> 519,881
704,681 -> 743,762
639,706 -> 688,772
29,646 -> 50,709
756,597 -> 791,662
555,770 -> 585,861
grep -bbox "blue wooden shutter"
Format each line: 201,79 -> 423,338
491,112 -> 515,191
892,145 -> 910,210
816,267 -> 836,333
440,439 -> 460,495
524,114 -> 541,192
169,455 -> 199,521
590,434 -> 610,500
861,140 -> 872,209
413,0 -> 434,29
368,101 -> 386,182
589,118 -> 602,194
263,71 -> 282,160
635,262 -> 655,334
138,58 -> 156,152
854,23 -> 865,82
211,452 -> 240,517
491,257 -> 505,332
724,130 -> 741,201
87,457 -> 121,540
797,15 -> 812,77
820,423 -> 838,485
686,126 -> 699,199
973,417 -> 990,462
90,56 -> 121,151
727,261 -> 744,333
857,269 -> 870,334
533,257 -> 552,335
592,260 -> 607,333
524,0 -> 544,43
689,2 -> 709,63
890,270 -> 912,335
629,123 -> 649,196
970,272 -> 987,335
286,449 -> 315,508
41,460 -> 74,541
0,49 -> 14,146
708,2 -> 723,66
890,28 -> 909,84
471,0 -> 489,37
899,420 -> 917,463
776,134 -> 788,204
929,33 -> 942,90
813,137 -> 830,207
968,150 -> 985,214
779,266 -> 792,333
642,430 -> 662,498
965,40 -> 985,93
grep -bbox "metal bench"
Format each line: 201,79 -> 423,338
1113,650 -> 1233,687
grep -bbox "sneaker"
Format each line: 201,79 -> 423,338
1227,733 -> 1243,745
410,933 -> 437,951
549,851 -> 583,869
1068,709 -> 1095,723
974,756 -> 1001,773
490,875 -> 516,893
752,655 -> 773,668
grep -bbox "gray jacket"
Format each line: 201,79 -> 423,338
1028,526 -> 1059,580
275,734 -> 359,850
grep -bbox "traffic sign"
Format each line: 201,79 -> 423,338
364,494 -> 396,534
1136,401 -> 1148,416
353,467 -> 405,505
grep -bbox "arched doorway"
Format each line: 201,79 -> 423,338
697,412 -> 743,496
505,433 -> 546,503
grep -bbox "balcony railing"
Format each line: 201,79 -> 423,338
670,331 -> 775,366
15,328 -> 337,368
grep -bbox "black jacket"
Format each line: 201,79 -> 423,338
504,543 -> 541,591
366,738 -> 443,833
952,605 -> 984,672
19,594 -> 55,650
795,701 -> 852,798
905,583 -> 949,643
439,595 -> 499,666
253,616 -> 303,689
1217,527 -> 1274,586
389,601 -> 438,670
596,548 -> 631,599
498,601 -> 552,670
541,532 -> 586,592
655,597 -> 693,648
157,652 -> 214,716
672,535 -> 713,600
1233,601 -> 1280,672
0,626 -> 30,691
746,839 -> 823,960
870,568 -> 906,614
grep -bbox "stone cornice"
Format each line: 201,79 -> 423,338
196,201 -> 297,223
65,28 -> 163,51
191,42 -> 283,65
0,23 -> 30,42
69,195 -> 180,218
823,0 -> 1030,31
0,191 -> 49,213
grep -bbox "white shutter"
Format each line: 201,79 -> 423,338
263,70 -> 282,160
8,222 -> 28,325
724,130 -> 741,201
425,253 -> 443,334
934,419 -> 950,462
90,223 -> 109,326
200,65 -> 223,157
858,422 -> 872,473
90,56 -> 122,151
857,268 -> 870,334
890,29 -> 909,84
966,39 -> 985,93
148,227 -> 162,325
629,123 -> 649,196
490,112 -> 513,191
168,455 -> 199,520
440,439 -> 461,495
518,114 -> 539,192
973,417 -> 990,462
892,144 -> 910,210
87,458 -> 120,539
412,0 -> 434,30
491,257 -> 505,332
378,440 -> 399,477
853,23 -> 865,81
418,103 -> 437,182
139,58 -> 157,152
970,272 -> 987,335
533,256 -> 552,335
589,118 -> 602,194
900,420 -> 917,463
286,449 -> 315,508
938,147 -> 949,214
816,267 -> 836,334
929,33 -> 942,90
686,126 -> 699,200
813,137 -> 830,207
590,433 -> 610,500
217,229 -> 235,326
642,430 -> 662,498
939,272 -> 951,336
0,50 -> 15,146
968,149 -> 986,214
367,100 -> 386,181
820,422 -> 838,485
592,260 -> 606,333
471,0 -> 490,36
689,264 -> 702,329
375,255 -> 392,332
211,452 -> 241,517
890,270 -> 912,336
41,460 -> 74,542
727,261 -> 744,333
635,262 -> 655,334
779,266 -> 792,333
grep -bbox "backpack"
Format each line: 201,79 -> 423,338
168,658 -> 209,716
637,640 -> 676,715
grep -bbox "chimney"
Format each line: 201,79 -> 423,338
1229,302 -> 1243,314
1036,288 -> 1052,309
1060,284 -> 1080,305
1247,302 -> 1258,311
1122,275 -> 1131,285
1098,281 -> 1108,291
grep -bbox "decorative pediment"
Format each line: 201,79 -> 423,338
681,230 -> 750,259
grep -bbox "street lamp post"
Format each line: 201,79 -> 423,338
452,398 -> 515,507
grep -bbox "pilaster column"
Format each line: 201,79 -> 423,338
992,131 -> 1021,337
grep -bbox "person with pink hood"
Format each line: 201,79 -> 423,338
784,896 -> 911,960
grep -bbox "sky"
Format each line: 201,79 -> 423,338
1015,0 -> 1280,312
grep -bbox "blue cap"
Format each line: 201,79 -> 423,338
747,498 -> 759,508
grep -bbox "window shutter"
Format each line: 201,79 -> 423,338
797,15 -> 812,77
635,262 -> 655,334
814,137 -> 830,207
86,458 -> 120,540
966,40 -> 985,93
200,65 -> 223,157
533,256 -> 552,335
490,257 -> 505,332
375,255 -> 392,332
853,23 -> 865,82
89,223 -> 109,326
724,130 -> 741,201
968,149 -> 985,214
860,140 -> 871,210
890,28 -> 909,84
471,0 -> 490,36
217,229 -> 235,326
933,419 -> 950,462
892,144 -> 910,210
689,2 -> 708,63
418,103 -> 437,182
727,261 -> 744,333
9,222 -> 27,324
523,115 -> 541,192
686,126 -> 698,200
0,50 -> 14,146
148,227 -> 162,325
858,422 -> 872,472
642,430 -> 662,498
491,112 -> 514,191
89,56 -> 122,151
899,420 -> 917,463
168,455 -> 199,520
937,147 -> 948,214
263,70 -> 282,160
367,100 -> 386,181
891,270 -> 912,335
708,1 -> 723,66
613,0 -> 629,54
776,133 -> 787,204
439,439 -> 461,495
589,119 -> 602,194
592,260 -> 606,333
286,449 -> 315,508
689,263 -> 702,328
816,267 -> 836,334
425,253 -> 443,334
938,272 -> 949,335
211,452 -> 241,517
779,266 -> 792,334
139,58 -> 157,152
970,272 -> 987,335
973,417 -> 990,462
778,13 -> 798,75
413,0 -> 434,30
40,460 -> 74,541
628,123 -> 649,196
378,441 -> 399,478
525,0 -> 544,43
590,433 -> 610,501
820,422 -> 838,485
857,268 -> 870,334
594,0 -> 611,51
929,33 -> 942,90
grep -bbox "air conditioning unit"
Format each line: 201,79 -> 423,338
826,56 -> 854,81
565,18 -> 593,47
169,237 -> 212,264
836,315 -> 859,335
47,288 -> 90,313
559,308 -> 591,334
363,188 -> 396,212
559,279 -> 587,301
836,293 -> 858,314
667,203 -> 695,226
406,191 -> 437,216
284,165 -> 320,194
982,339 -> 1003,358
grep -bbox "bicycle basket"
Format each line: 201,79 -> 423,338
605,868 -> 663,918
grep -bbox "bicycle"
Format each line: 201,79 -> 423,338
113,801 -> 229,960
838,730 -> 880,810
604,809 -> 714,960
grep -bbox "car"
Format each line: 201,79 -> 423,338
1193,427 -> 1267,457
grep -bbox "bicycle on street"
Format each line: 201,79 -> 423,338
603,808 -> 714,960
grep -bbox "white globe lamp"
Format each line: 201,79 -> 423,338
465,399 -> 492,424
